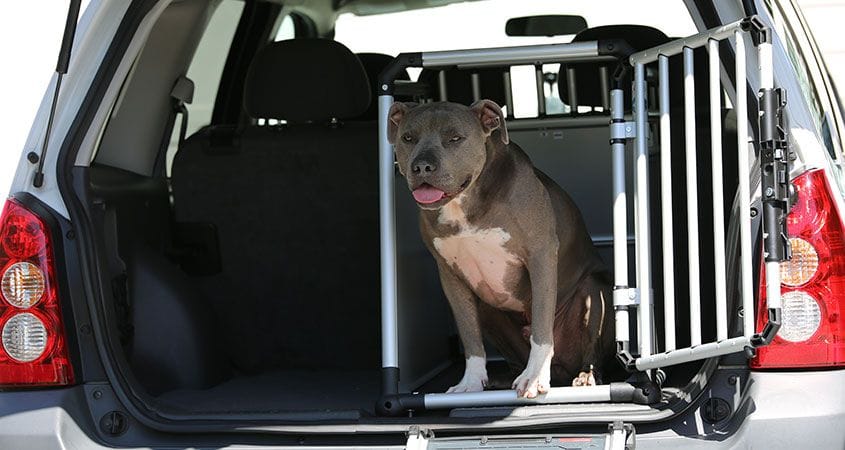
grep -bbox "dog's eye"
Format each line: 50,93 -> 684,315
449,136 -> 463,143
402,134 -> 414,142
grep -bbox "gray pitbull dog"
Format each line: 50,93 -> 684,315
388,100 -> 616,398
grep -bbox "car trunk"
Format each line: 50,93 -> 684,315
63,0 -> 755,433
76,108 -> 725,428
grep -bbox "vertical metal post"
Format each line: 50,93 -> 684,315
658,55 -> 676,352
378,94 -> 399,384
471,72 -> 481,102
503,71 -> 514,118
536,65 -> 547,116
567,66 -> 579,111
610,88 -> 630,352
735,31 -> 754,336
684,47 -> 702,346
438,71 -> 448,101
709,39 -> 728,341
634,63 -> 653,358
599,66 -> 610,110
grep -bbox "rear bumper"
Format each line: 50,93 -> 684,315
0,370 -> 843,449
636,369 -> 845,449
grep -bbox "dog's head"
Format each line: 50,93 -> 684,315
388,100 -> 508,210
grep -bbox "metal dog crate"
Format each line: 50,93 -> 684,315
375,17 -> 789,416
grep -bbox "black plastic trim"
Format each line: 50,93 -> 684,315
378,52 -> 423,95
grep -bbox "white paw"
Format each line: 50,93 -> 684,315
512,337 -> 553,398
447,356 -> 488,393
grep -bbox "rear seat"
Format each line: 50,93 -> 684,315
170,39 -> 382,373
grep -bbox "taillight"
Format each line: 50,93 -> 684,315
752,169 -> 845,369
0,199 -> 74,386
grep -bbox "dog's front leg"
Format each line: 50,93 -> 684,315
436,262 -> 488,393
512,249 -> 557,398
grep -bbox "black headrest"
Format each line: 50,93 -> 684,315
559,25 -> 670,109
418,68 -> 508,107
244,39 -> 371,122
355,53 -> 410,120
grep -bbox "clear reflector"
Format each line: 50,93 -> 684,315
2,313 -> 48,362
778,291 -> 822,342
781,238 -> 819,286
1,262 -> 45,308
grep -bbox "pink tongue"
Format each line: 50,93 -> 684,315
412,185 -> 446,204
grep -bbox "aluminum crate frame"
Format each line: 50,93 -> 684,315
374,17 -> 787,416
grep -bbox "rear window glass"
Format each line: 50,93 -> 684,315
335,0 -> 697,54
334,0 -> 697,118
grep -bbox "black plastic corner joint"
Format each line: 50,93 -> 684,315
597,39 -> 636,60
740,15 -> 771,46
751,308 -> 782,346
378,52 -> 424,95
376,393 -> 425,416
596,39 -> 634,87
382,367 -> 400,396
615,348 -> 638,373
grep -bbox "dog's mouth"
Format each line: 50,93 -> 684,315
412,178 -> 471,206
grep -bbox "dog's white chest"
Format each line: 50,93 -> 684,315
433,199 -> 524,312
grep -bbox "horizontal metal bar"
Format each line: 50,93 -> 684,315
630,19 -> 748,65
634,336 -> 753,371
423,385 -> 611,409
422,41 -> 606,69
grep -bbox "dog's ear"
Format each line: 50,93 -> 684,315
387,102 -> 417,144
470,99 -> 509,145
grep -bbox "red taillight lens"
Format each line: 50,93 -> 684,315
0,199 -> 74,386
752,169 -> 845,369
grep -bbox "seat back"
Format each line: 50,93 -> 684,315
171,39 -> 382,373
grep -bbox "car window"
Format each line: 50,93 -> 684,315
334,0 -> 697,118
165,0 -> 244,176
771,0 -> 843,160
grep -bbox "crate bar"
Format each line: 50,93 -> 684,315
503,71 -> 514,118
634,336 -> 752,371
567,66 -> 579,110
709,39 -> 729,341
378,93 -> 399,376
634,63 -> 653,358
683,47 -> 703,347
471,72 -> 481,102
658,55 -> 676,352
423,385 -> 612,409
735,31 -> 754,336
437,71 -> 448,101
610,89 -> 630,350
629,19 -> 749,65
599,66 -> 611,109
536,65 -> 547,115
422,41 -> 602,69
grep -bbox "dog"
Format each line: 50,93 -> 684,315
388,100 -> 616,398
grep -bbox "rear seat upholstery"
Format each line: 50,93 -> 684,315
171,39 -> 382,373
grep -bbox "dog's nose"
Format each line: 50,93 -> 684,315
412,159 -> 437,175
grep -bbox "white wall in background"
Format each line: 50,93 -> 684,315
796,0 -> 845,96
